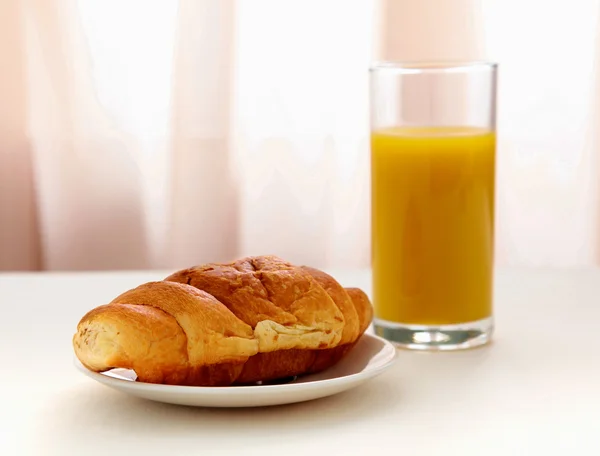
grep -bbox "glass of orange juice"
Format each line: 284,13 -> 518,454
370,62 -> 497,350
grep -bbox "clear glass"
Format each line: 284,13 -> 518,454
369,61 -> 497,350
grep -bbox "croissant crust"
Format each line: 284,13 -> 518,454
73,255 -> 373,386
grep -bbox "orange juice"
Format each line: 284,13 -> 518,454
371,126 -> 495,325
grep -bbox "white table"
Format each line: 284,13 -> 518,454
0,268 -> 599,455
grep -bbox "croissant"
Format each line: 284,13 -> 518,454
73,255 -> 373,386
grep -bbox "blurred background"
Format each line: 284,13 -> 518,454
1,0 -> 599,272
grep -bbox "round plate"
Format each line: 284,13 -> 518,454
74,333 -> 397,408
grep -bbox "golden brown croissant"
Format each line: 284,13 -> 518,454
73,255 -> 373,386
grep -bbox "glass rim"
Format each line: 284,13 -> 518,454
370,60 -> 498,74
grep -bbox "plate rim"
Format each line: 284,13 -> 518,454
73,333 -> 398,395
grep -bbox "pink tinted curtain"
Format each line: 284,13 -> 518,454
1,0 -> 600,271
2,0 -> 238,271
0,0 -> 42,270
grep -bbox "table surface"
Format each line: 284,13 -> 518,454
0,267 -> 599,455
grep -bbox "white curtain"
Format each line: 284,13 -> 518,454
481,0 -> 600,266
1,0 -> 599,271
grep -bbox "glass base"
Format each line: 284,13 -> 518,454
374,317 -> 493,351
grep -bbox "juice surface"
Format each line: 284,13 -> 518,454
371,126 -> 495,325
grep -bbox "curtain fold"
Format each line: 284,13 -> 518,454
0,0 -> 42,270
377,0 -> 484,62
233,0 -> 374,268
167,0 -> 239,269
24,0 -> 150,270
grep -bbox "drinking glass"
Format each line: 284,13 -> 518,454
370,61 -> 497,350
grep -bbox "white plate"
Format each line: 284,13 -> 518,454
74,333 -> 397,408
